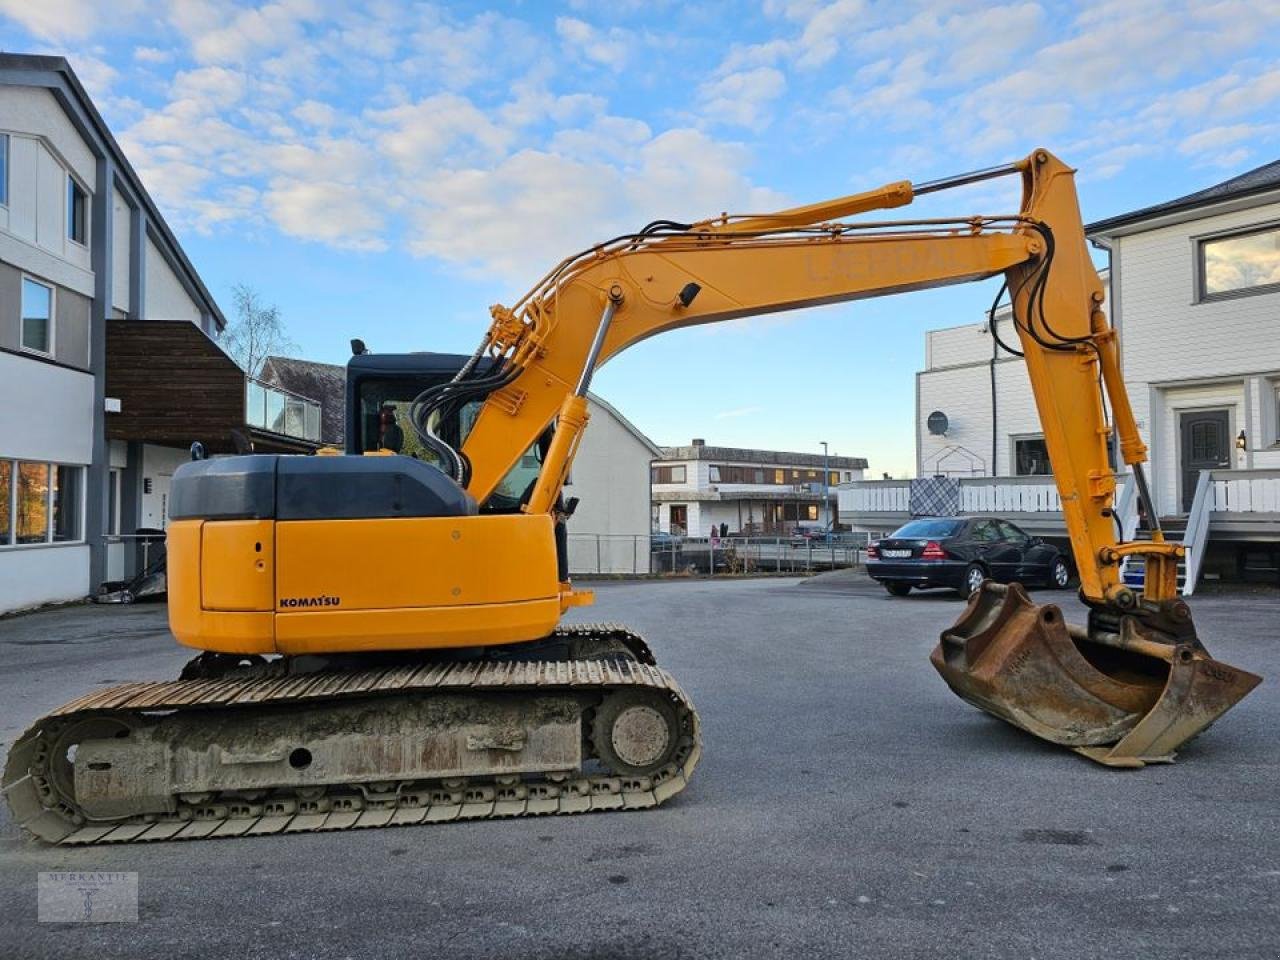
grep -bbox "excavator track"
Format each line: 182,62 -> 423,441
2,624 -> 700,845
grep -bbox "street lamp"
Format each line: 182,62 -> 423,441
820,441 -> 830,544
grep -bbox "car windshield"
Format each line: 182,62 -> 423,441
891,519 -> 963,539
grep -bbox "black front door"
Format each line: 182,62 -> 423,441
1180,409 -> 1231,512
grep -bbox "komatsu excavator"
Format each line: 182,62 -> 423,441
3,150 -> 1261,845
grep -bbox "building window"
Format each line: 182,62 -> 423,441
1200,225 -> 1280,300
0,461 -> 84,546
0,133 -> 8,206
828,471 -> 839,485
652,465 -> 686,484
773,468 -> 784,484
805,504 -> 819,521
52,464 -> 82,542
21,277 -> 53,355
67,176 -> 88,245
0,460 -> 10,545
16,462 -> 50,544
669,504 -> 688,534
711,464 -> 767,484
1013,435 -> 1052,476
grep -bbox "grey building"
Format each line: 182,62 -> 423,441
0,54 -> 308,614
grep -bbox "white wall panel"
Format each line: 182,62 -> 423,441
144,236 -> 201,324
0,351 -> 93,463
112,187 -> 132,312
0,545 -> 90,611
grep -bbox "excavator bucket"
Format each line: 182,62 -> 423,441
930,582 -> 1260,767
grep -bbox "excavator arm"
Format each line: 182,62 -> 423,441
458,151 -> 1124,604
438,148 -> 1258,766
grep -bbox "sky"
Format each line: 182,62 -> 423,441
2,0 -> 1279,476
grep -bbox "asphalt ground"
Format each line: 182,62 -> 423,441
0,573 -> 1276,960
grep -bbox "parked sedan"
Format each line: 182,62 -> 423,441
866,516 -> 1071,598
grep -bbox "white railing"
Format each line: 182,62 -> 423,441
841,480 -> 911,514
1209,469 -> 1280,514
958,476 -> 1061,514
1181,470 -> 1214,596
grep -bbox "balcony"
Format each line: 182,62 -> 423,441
839,475 -> 1069,536
245,379 -> 322,443
105,320 -> 319,454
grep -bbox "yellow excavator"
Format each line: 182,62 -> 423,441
2,150 -> 1261,844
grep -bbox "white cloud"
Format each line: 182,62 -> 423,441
133,45 -> 174,64
0,0 -> 143,41
555,16 -> 630,70
699,67 -> 787,130
265,179 -> 386,250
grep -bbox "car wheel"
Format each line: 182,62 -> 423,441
884,582 -> 912,597
958,563 -> 986,599
1048,556 -> 1071,589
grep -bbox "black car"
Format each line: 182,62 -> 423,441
866,516 -> 1071,598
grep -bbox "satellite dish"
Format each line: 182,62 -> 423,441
927,411 -> 949,436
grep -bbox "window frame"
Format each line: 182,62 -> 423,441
67,173 -> 89,247
0,459 -> 12,546
0,460 -> 85,548
20,275 -> 56,358
651,464 -> 687,484
0,132 -> 8,208
1010,433 -> 1052,477
1194,220 -> 1280,304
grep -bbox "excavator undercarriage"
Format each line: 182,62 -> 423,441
3,626 -> 699,845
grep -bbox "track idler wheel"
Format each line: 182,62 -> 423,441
592,689 -> 681,776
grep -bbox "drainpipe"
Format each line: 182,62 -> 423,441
989,323 -> 998,477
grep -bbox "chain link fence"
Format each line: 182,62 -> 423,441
568,533 -> 869,576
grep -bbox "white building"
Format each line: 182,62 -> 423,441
842,156 -> 1280,588
653,440 -> 866,537
0,55 -> 311,614
564,396 -> 662,575
914,276 -> 1109,480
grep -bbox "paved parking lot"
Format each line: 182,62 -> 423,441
1,574 -> 1276,960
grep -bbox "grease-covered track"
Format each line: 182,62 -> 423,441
2,625 -> 700,845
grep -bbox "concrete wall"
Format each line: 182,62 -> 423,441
144,236 -> 202,324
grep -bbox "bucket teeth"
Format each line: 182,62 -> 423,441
930,581 -> 1260,766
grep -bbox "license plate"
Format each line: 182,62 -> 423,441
881,549 -> 912,558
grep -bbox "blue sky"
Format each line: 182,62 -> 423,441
3,1 -> 1279,475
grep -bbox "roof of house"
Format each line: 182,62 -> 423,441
1088,157 -> 1280,237
0,53 -> 225,328
658,442 -> 867,470
259,356 -> 346,445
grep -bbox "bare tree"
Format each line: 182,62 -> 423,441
219,283 -> 297,377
